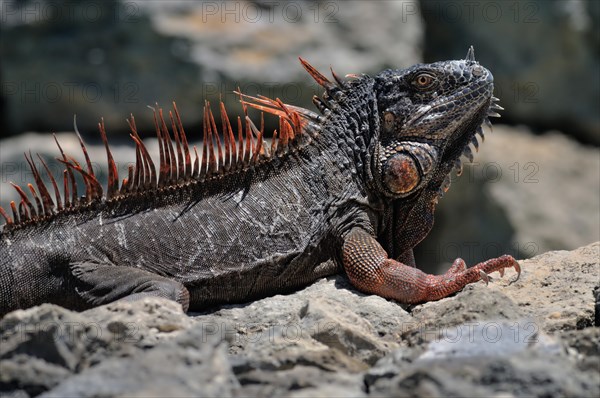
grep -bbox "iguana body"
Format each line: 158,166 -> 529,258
0,49 -> 519,316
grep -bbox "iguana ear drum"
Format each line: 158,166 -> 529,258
383,153 -> 420,194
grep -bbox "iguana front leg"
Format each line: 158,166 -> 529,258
342,228 -> 520,304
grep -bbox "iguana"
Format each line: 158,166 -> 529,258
0,48 -> 519,316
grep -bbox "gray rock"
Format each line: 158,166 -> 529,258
559,327 -> 600,373
1,305 -> 92,371
595,285 -> 600,327
1,0 -> 422,139
367,350 -> 598,398
236,365 -> 365,398
414,242 -> 598,338
197,277 -> 410,372
496,242 -> 598,332
0,241 -> 598,396
0,298 -> 197,396
1,0 -> 202,139
401,286 -> 524,347
0,355 -> 70,396
140,0 -> 422,81
300,297 -> 391,365
416,320 -> 563,360
482,128 -> 600,255
82,295 -> 194,341
41,328 -> 237,398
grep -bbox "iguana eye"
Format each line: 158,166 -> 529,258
413,73 -> 435,90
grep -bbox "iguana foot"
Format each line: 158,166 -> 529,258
342,228 -> 521,304
433,254 -> 521,291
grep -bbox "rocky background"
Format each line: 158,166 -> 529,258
0,1 -> 599,396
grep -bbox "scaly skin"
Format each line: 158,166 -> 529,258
0,49 -> 519,316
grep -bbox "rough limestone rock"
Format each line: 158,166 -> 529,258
1,243 -> 598,397
1,0 -> 422,138
40,329 -> 237,398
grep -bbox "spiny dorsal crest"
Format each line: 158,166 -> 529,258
0,59 -> 349,231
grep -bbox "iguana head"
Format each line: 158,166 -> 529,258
370,47 -> 501,199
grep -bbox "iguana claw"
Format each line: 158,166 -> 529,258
509,261 -> 521,284
479,270 -> 490,285
473,255 -> 521,285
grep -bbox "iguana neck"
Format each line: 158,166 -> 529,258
318,76 -> 380,190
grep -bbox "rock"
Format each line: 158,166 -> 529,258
367,349 -> 598,398
421,0 -> 600,145
481,128 -> 600,255
0,298 -> 197,397
595,285 -> 600,327
0,305 -> 94,371
401,287 -> 524,346
198,277 -> 410,372
1,0 -> 202,139
237,366 -> 366,398
412,242 -> 598,342
559,327 -> 600,373
141,0 -> 422,81
40,327 -> 237,398
82,295 -> 194,340
0,356 -> 70,396
496,242 -> 598,332
0,240 -> 597,396
416,321 -> 563,360
1,0 -> 422,139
